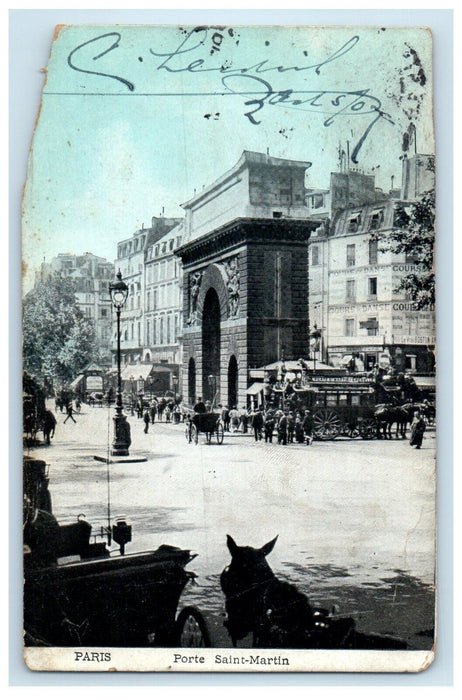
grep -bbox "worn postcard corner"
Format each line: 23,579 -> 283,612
22,23 -> 436,673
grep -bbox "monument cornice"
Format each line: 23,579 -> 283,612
175,217 -> 318,267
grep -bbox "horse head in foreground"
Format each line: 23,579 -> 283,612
220,535 -> 408,650
221,535 -> 320,648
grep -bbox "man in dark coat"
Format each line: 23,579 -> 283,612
302,410 -> 314,445
143,409 -> 150,434
252,409 -> 264,442
287,412 -> 295,444
410,409 -> 426,449
277,413 -> 288,445
194,397 -> 206,414
264,412 -> 275,443
63,403 -> 76,424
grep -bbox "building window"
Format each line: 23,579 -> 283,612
167,316 -> 171,344
160,317 -> 164,344
346,244 -> 356,267
131,323 -> 134,340
368,277 -> 377,298
369,209 -> 384,231
369,239 -> 378,265
174,314 -> 179,341
405,249 -> 419,263
348,214 -> 361,233
405,354 -> 417,371
169,239 -> 174,250
146,320 -> 151,345
101,308 -> 108,318
311,193 -> 324,209
345,318 -> 355,336
311,246 -> 319,266
147,291 -> 151,310
153,289 -> 158,310
405,315 -> 418,335
346,279 -> 356,301
366,317 -> 378,336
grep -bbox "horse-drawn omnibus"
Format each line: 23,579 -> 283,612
263,363 -> 417,440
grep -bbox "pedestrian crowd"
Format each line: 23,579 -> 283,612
135,396 -> 187,433
52,390 -> 429,451
216,404 -> 314,446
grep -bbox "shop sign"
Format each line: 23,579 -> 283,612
309,375 -> 372,384
392,264 -> 424,273
86,376 -> 103,390
393,335 -> 435,344
329,302 -> 390,313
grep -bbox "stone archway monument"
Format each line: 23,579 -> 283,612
176,218 -> 317,409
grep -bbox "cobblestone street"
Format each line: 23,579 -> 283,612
24,401 -> 436,649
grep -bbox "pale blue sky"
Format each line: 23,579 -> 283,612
22,24 -> 434,290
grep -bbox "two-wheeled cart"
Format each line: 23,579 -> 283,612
185,412 -> 224,445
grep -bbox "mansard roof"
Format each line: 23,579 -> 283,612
331,199 -> 396,237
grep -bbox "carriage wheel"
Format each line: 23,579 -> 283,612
216,422 -> 224,444
358,418 -> 377,440
184,425 -> 192,443
175,607 -> 211,648
190,424 -> 199,444
343,423 -> 360,439
313,409 -> 342,440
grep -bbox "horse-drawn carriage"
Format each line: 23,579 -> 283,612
23,373 -> 47,444
23,456 -> 210,648
185,412 -> 224,445
267,365 -> 434,441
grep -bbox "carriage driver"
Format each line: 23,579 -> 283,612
193,397 -> 206,414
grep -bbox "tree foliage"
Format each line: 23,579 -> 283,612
23,274 -> 97,385
377,187 -> 435,309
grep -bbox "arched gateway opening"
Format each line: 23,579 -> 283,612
228,355 -> 238,409
202,288 -> 221,404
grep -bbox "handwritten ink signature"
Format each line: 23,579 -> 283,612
67,28 -> 394,162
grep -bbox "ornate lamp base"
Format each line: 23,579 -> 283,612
111,413 -> 131,456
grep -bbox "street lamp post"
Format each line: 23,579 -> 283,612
109,271 -> 131,456
208,374 -> 216,408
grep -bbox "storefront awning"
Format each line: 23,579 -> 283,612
246,382 -> 264,395
121,364 -> 153,380
69,374 -> 84,389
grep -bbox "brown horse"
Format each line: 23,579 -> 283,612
220,536 -> 408,650
374,404 -> 412,439
220,535 -> 354,649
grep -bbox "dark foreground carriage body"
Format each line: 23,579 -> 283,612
24,546 -> 195,647
23,457 -> 207,648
